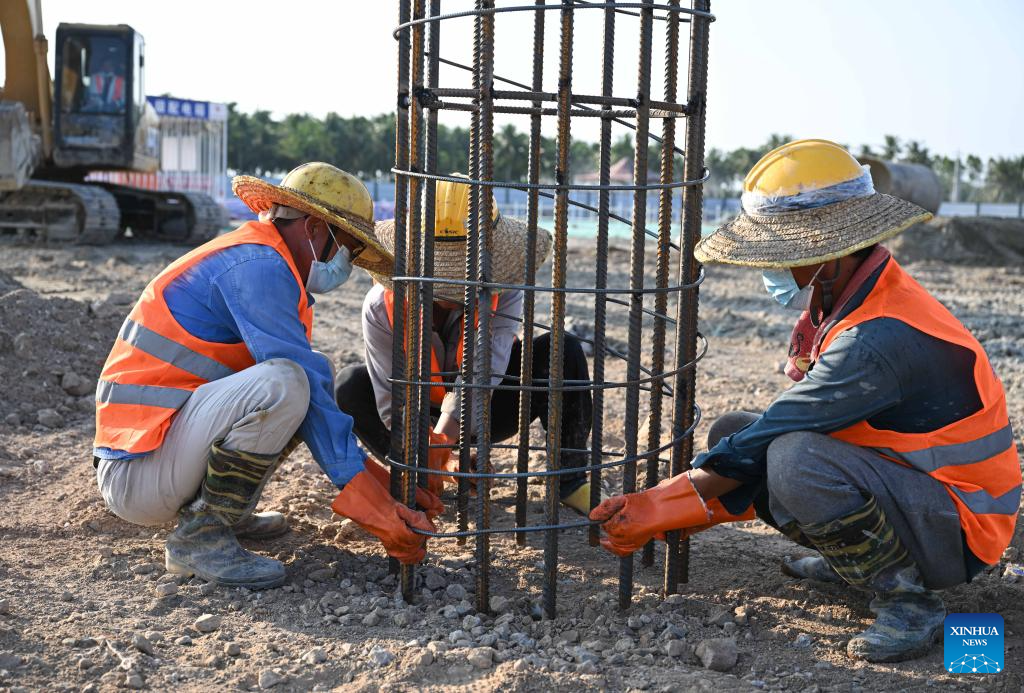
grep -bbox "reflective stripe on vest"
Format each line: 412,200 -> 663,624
94,221 -> 313,454
820,258 -> 1021,565
381,289 -> 500,406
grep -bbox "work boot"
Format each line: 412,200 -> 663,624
233,512 -> 289,540
781,554 -> 843,583
797,495 -> 945,663
164,442 -> 287,588
232,435 -> 302,540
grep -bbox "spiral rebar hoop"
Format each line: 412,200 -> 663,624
389,0 -> 713,617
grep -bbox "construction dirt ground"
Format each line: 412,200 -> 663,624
0,216 -> 1022,692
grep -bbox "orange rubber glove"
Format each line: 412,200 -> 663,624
362,458 -> 444,521
589,471 -> 712,557
652,496 -> 757,542
331,470 -> 436,564
427,431 -> 457,495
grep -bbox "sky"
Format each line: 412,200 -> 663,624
16,0 -> 1024,160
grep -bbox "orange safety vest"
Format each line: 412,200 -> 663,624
382,289 -> 500,406
94,221 -> 313,453
820,258 -> 1021,565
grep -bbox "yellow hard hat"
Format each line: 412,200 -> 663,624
695,138 -> 932,268
232,162 -> 392,275
743,139 -> 865,198
433,176 -> 499,241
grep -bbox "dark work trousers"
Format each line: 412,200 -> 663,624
707,411 -> 969,590
336,333 -> 593,499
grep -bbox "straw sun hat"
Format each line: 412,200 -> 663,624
695,139 -> 932,269
372,178 -> 553,302
233,162 -> 393,275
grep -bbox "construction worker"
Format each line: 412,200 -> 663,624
93,162 -> 440,590
592,140 -> 1021,662
334,178 -> 595,512
86,54 -> 125,112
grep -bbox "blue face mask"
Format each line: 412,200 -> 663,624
306,227 -> 353,294
762,268 -> 814,312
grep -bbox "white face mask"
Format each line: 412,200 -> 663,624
762,269 -> 814,312
306,225 -> 353,294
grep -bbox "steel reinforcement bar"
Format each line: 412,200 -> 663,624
389,0 -> 712,617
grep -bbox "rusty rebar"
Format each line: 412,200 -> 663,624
619,0 -> 654,612
544,1 -> 575,620
642,0 -> 681,569
515,0 -> 546,546
389,0 -> 412,584
664,0 -> 711,592
472,0 -> 498,615
589,0 -> 615,548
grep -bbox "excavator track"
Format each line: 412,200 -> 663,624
98,184 -> 226,244
0,180 -> 121,244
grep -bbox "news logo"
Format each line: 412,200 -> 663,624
944,613 -> 1004,674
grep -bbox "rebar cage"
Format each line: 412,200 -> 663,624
387,0 -> 712,617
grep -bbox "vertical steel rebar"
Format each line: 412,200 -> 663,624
389,0 -> 413,582
400,0 -> 427,601
514,0 -> 546,548
457,3 -> 484,545
642,0 -> 681,569
619,0 -> 654,612
544,1 -> 574,620
588,0 -> 616,549
472,0 -> 498,615
664,0 -> 711,592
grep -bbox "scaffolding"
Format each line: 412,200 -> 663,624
388,0 -> 712,617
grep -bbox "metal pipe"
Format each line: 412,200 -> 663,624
618,0 -> 655,612
664,0 -> 711,593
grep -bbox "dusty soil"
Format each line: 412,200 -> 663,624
0,218 -> 1022,692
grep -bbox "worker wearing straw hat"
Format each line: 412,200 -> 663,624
335,177 -> 596,513
94,162 -> 440,590
592,140 -> 1020,662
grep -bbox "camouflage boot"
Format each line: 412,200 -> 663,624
798,496 -> 945,663
777,520 -> 843,583
233,436 -> 302,540
165,443 -> 286,589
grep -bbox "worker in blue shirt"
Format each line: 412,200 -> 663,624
94,163 -> 438,589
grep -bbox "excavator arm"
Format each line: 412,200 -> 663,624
1,0 -> 53,158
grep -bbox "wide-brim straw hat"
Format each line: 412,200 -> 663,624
695,139 -> 932,268
372,215 -> 553,302
232,162 -> 393,275
695,193 -> 932,269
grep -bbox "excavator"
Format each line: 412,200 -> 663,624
0,0 -> 224,244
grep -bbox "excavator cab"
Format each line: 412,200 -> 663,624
52,23 -> 158,173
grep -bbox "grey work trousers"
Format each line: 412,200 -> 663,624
709,411 -> 967,590
96,359 -> 310,526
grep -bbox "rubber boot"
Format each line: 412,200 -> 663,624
797,495 -> 945,662
233,435 -> 302,540
164,443 -> 286,589
781,555 -> 843,583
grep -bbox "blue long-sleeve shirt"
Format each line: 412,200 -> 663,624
94,243 -> 366,487
693,259 -> 983,515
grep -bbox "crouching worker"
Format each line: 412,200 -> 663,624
335,178 -> 595,512
93,163 -> 440,589
592,140 -> 1021,662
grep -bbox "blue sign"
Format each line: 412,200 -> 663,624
944,613 -> 1004,674
147,96 -> 227,122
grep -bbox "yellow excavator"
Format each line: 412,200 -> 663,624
0,0 -> 224,244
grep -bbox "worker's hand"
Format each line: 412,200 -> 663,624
427,431 -> 457,495
331,470 -> 437,564
590,472 -> 712,557
362,458 -> 444,520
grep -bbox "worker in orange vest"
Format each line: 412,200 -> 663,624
592,140 -> 1021,663
335,178 -> 596,513
93,163 -> 439,590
